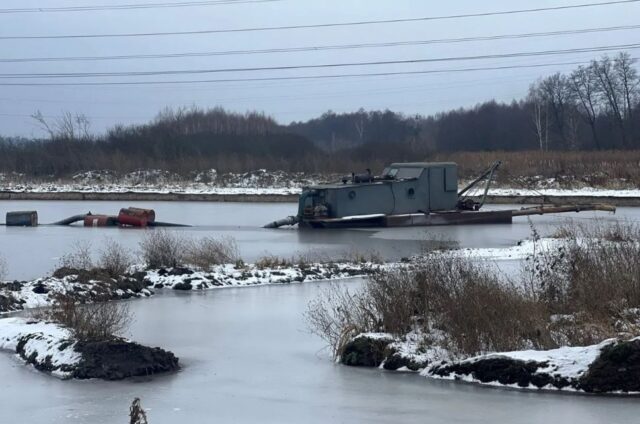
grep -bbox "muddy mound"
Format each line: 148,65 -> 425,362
579,340 -> 640,393
341,336 -> 392,367
73,340 -> 179,380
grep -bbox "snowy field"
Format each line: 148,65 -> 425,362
1,170 -> 638,198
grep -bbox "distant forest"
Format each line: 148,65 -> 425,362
0,52 -> 638,177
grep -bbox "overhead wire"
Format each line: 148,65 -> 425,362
0,0 -> 279,14
1,43 -> 637,80
0,0 -> 638,39
2,57 -> 635,86
1,24 -> 638,63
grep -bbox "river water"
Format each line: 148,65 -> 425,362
1,200 -> 637,280
1,201 -> 639,423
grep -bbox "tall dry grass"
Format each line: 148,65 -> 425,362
308,221 -> 640,357
428,150 -> 640,187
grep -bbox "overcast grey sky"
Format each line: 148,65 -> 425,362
0,0 -> 638,137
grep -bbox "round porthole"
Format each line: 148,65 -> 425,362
348,190 -> 356,199
407,188 -> 415,198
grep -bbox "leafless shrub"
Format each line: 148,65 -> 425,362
139,230 -> 184,269
306,283 -> 379,358
129,397 -> 148,424
58,240 -> 94,270
183,236 -> 239,269
46,294 -> 133,342
99,238 -> 133,278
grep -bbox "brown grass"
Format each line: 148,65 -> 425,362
183,236 -> 240,270
308,221 -> 640,357
432,150 -> 640,187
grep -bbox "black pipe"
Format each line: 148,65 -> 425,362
51,213 -> 90,226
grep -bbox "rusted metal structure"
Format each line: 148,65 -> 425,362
264,162 -> 616,229
2,207 -> 187,228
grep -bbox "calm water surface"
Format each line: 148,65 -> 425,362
1,200 -> 636,280
0,201 -> 639,423
1,282 -> 639,424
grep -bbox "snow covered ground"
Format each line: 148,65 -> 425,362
346,331 -> 639,394
0,317 -> 80,378
0,262 -> 380,313
1,170 -> 638,197
0,272 -> 152,313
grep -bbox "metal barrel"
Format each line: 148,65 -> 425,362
6,211 -> 38,226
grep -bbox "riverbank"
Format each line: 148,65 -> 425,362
340,333 -> 640,394
2,189 -> 639,206
0,317 -> 179,380
0,261 -> 380,313
307,222 -> 640,395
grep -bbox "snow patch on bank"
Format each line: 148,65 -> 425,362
143,262 -> 379,290
424,340 -> 614,391
0,317 -> 80,378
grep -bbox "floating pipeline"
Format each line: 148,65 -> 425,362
2,207 -> 189,228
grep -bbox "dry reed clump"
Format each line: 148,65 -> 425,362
39,294 -> 133,342
440,150 -> 640,187
526,222 -> 640,343
183,236 -> 240,270
308,221 -> 640,358
307,256 -> 551,358
255,255 -> 293,269
139,230 -> 185,269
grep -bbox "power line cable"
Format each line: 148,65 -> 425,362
0,58 -> 623,86
1,43 -> 637,79
0,0 -> 279,14
0,0 -> 637,40
1,24 -> 638,63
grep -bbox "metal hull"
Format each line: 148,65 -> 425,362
301,210 -> 513,228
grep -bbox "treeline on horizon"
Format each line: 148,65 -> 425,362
0,52 -> 638,178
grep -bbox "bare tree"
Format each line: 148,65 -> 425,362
570,65 -> 601,149
592,56 -> 627,146
30,110 -> 92,141
527,87 -> 550,151
533,73 -> 574,148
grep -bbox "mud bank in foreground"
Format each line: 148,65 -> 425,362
341,332 -> 640,395
0,318 -> 178,380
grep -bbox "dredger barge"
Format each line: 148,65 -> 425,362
264,161 -> 616,229
0,162 -> 616,229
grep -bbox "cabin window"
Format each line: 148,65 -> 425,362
348,190 -> 356,199
407,188 -> 415,198
395,167 -> 422,180
383,167 -> 398,178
